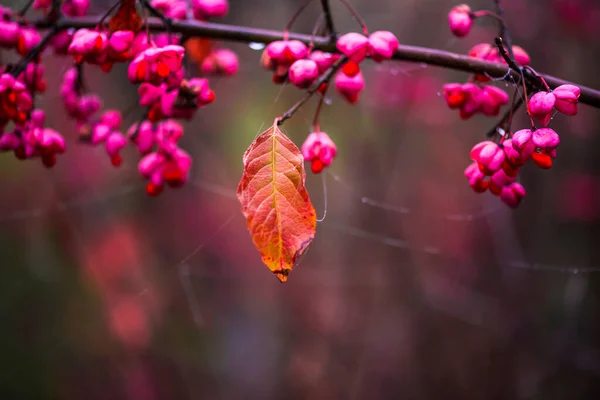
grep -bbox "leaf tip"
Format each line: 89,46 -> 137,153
273,269 -> 290,283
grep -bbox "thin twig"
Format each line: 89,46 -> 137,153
284,0 -> 316,41
10,26 -> 59,76
319,0 -> 336,39
278,55 -> 347,125
493,0 -> 515,61
486,96 -> 523,138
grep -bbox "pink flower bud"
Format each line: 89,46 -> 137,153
0,131 -> 21,151
470,141 -> 505,174
0,21 -> 20,48
92,124 -> 112,145
266,40 -> 308,68
336,32 -> 369,63
31,109 -> 45,128
532,128 -> 560,150
156,119 -> 184,143
512,45 -> 531,66
307,53 -> 336,75
17,29 -> 41,57
491,168 -> 515,187
553,84 -> 580,116
152,0 -> 187,20
40,129 -> 66,154
128,45 -> 185,84
479,85 -> 509,116
468,43 -> 497,61
448,4 -> 472,37
192,0 -> 228,20
109,30 -> 134,54
201,48 -> 239,76
301,131 -> 337,173
138,83 -> 167,107
528,91 -> 556,126
139,152 -> 164,178
458,83 -> 482,119
335,70 -> 364,104
128,121 -> 156,155
62,0 -> 90,17
500,183 -> 526,208
367,31 -> 399,62
100,110 -> 122,130
68,29 -> 108,63
33,0 -> 52,11
464,162 -> 488,193
288,59 -> 319,88
105,132 -> 127,157
511,129 -> 535,160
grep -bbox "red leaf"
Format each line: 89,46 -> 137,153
108,0 -> 142,33
237,120 -> 317,282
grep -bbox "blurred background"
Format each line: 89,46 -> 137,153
2,0 -> 600,398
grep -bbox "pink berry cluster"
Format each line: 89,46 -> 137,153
0,0 -> 238,197
261,29 -> 398,174
446,4 -> 581,208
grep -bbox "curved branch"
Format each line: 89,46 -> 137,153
33,16 -> 600,108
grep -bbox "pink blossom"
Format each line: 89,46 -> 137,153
127,121 -> 155,154
532,127 -> 560,150
470,141 -> 505,175
335,70 -> 364,104
2,110 -> 67,167
309,51 -> 340,73
151,0 -> 187,20
100,110 -> 122,130
479,85 -> 509,116
139,145 -> 192,196
68,29 -> 108,64
18,63 -> 47,93
301,131 -> 337,173
105,133 -> 127,166
511,129 -> 536,161
464,162 -> 488,193
17,28 -> 41,56
448,4 -> 472,37
367,31 -> 399,62
512,46 -> 531,66
0,21 -> 20,48
443,83 -> 482,119
192,0 -> 228,20
531,128 -> 560,169
336,33 -> 369,63
50,30 -> 74,54
553,84 -> 580,116
500,183 -> 526,208
33,0 -> 52,11
62,0 -> 90,17
138,83 -> 167,107
0,73 -> 33,125
156,79 -> 215,121
201,48 -> 239,76
528,91 -> 556,126
288,59 -> 319,88
265,40 -> 308,69
128,45 -> 185,84
155,120 -> 184,144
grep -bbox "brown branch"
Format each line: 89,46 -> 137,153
32,16 -> 600,108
